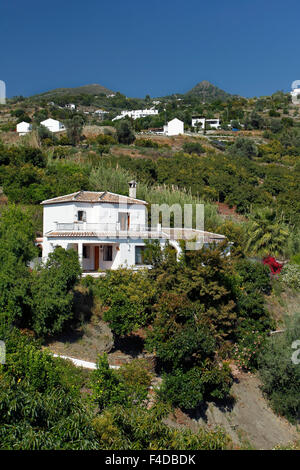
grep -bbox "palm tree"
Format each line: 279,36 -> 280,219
245,208 -> 289,258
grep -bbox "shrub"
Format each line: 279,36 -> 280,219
290,253 -> 300,265
182,141 -> 205,155
135,138 -> 159,148
258,314 -> 300,423
116,359 -> 153,404
280,264 -> 300,290
90,354 -> 128,411
159,362 -> 233,409
233,330 -> 267,371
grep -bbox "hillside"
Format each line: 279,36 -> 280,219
32,83 -> 114,99
186,80 -> 235,102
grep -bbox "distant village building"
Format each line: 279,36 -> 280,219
94,109 -> 109,119
163,118 -> 184,136
191,117 -> 221,130
112,108 -> 159,121
40,118 -> 66,133
191,117 -> 206,129
65,103 -> 76,110
16,121 -> 32,136
291,83 -> 300,104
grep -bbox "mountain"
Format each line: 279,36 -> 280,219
33,83 -> 114,98
185,80 -> 234,102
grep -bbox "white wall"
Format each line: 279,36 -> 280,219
40,119 -> 65,133
42,237 -> 155,270
164,119 -> 184,136
191,118 -> 220,129
43,201 -> 147,235
191,118 -> 205,128
16,122 -> 32,135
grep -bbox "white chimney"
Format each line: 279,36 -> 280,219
128,180 -> 137,199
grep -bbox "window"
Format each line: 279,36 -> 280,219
135,246 -> 145,265
118,212 -> 130,230
77,210 -> 86,222
103,245 -> 113,262
83,245 -> 90,259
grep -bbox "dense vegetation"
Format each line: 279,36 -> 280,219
0,86 -> 299,448
0,325 -> 231,450
83,242 -> 275,410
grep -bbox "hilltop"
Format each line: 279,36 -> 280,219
185,80 -> 235,102
32,83 -> 114,99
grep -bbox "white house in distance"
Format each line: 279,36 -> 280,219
65,103 -> 76,110
94,109 -> 109,118
16,121 -> 32,136
291,84 -> 300,104
40,118 -> 66,133
40,182 -> 226,275
191,117 -> 221,130
163,118 -> 184,136
112,108 -> 159,121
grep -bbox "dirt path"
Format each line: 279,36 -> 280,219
174,371 -> 299,450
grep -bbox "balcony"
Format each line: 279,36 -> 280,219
55,222 -> 161,233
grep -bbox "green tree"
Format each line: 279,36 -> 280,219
116,120 -> 136,145
245,208 -> 289,257
65,115 -> 84,145
229,137 -> 258,160
0,205 -> 36,326
30,247 -> 81,336
90,269 -> 156,336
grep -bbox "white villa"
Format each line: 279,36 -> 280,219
40,118 -> 66,133
191,117 -> 221,130
16,121 -> 32,136
39,182 -> 226,275
163,118 -> 184,136
112,108 -> 158,121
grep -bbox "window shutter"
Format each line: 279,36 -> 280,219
83,211 -> 87,222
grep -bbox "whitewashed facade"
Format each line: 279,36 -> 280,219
40,183 -> 226,275
191,117 -> 221,129
40,118 -> 66,133
112,108 -> 158,121
16,121 -> 32,136
163,118 -> 184,136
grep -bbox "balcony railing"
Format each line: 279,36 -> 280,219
55,222 -> 161,233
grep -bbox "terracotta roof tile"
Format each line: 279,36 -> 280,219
41,191 -> 147,206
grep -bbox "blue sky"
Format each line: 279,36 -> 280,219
1,0 -> 300,98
